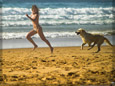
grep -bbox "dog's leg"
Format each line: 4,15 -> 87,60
88,42 -> 96,50
95,40 -> 104,53
88,43 -> 91,47
95,44 -> 101,53
81,43 -> 86,50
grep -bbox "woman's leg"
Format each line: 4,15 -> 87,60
26,30 -> 38,50
37,28 -> 53,53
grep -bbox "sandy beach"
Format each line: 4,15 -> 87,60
0,46 -> 115,86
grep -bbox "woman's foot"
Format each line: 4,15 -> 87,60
33,45 -> 38,50
51,47 -> 54,53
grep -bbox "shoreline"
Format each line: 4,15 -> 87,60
1,35 -> 115,49
1,45 -> 114,50
1,37 -> 82,49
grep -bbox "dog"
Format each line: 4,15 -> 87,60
75,28 -> 113,53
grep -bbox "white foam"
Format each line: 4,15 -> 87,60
1,7 -> 114,26
2,32 -> 77,39
2,7 -> 113,15
2,7 -> 31,15
2,30 -> 115,39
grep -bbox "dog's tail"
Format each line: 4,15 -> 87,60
104,37 -> 113,46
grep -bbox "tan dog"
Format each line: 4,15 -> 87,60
75,28 -> 113,53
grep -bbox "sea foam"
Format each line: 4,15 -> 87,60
2,30 -> 115,39
1,7 -> 114,27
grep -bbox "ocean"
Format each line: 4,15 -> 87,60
0,0 -> 115,49
0,0 -> 115,39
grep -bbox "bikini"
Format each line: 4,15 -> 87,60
33,24 -> 41,32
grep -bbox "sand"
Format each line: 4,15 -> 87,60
0,46 -> 115,86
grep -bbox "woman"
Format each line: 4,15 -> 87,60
26,5 -> 53,53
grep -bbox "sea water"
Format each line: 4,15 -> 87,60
0,0 -> 115,39
0,0 -> 115,49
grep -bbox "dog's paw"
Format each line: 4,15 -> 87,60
94,51 -> 100,53
88,48 -> 91,50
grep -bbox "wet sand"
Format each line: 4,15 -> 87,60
0,46 -> 115,86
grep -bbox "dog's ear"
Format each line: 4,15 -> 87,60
81,29 -> 85,33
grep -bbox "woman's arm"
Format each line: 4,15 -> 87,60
26,14 -> 38,21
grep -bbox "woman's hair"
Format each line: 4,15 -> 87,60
32,5 -> 39,14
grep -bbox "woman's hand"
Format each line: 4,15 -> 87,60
26,13 -> 35,21
26,14 -> 29,17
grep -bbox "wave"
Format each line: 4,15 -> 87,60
1,20 -> 114,27
1,32 -> 76,39
2,7 -> 114,15
1,30 -> 115,39
1,7 -> 115,26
